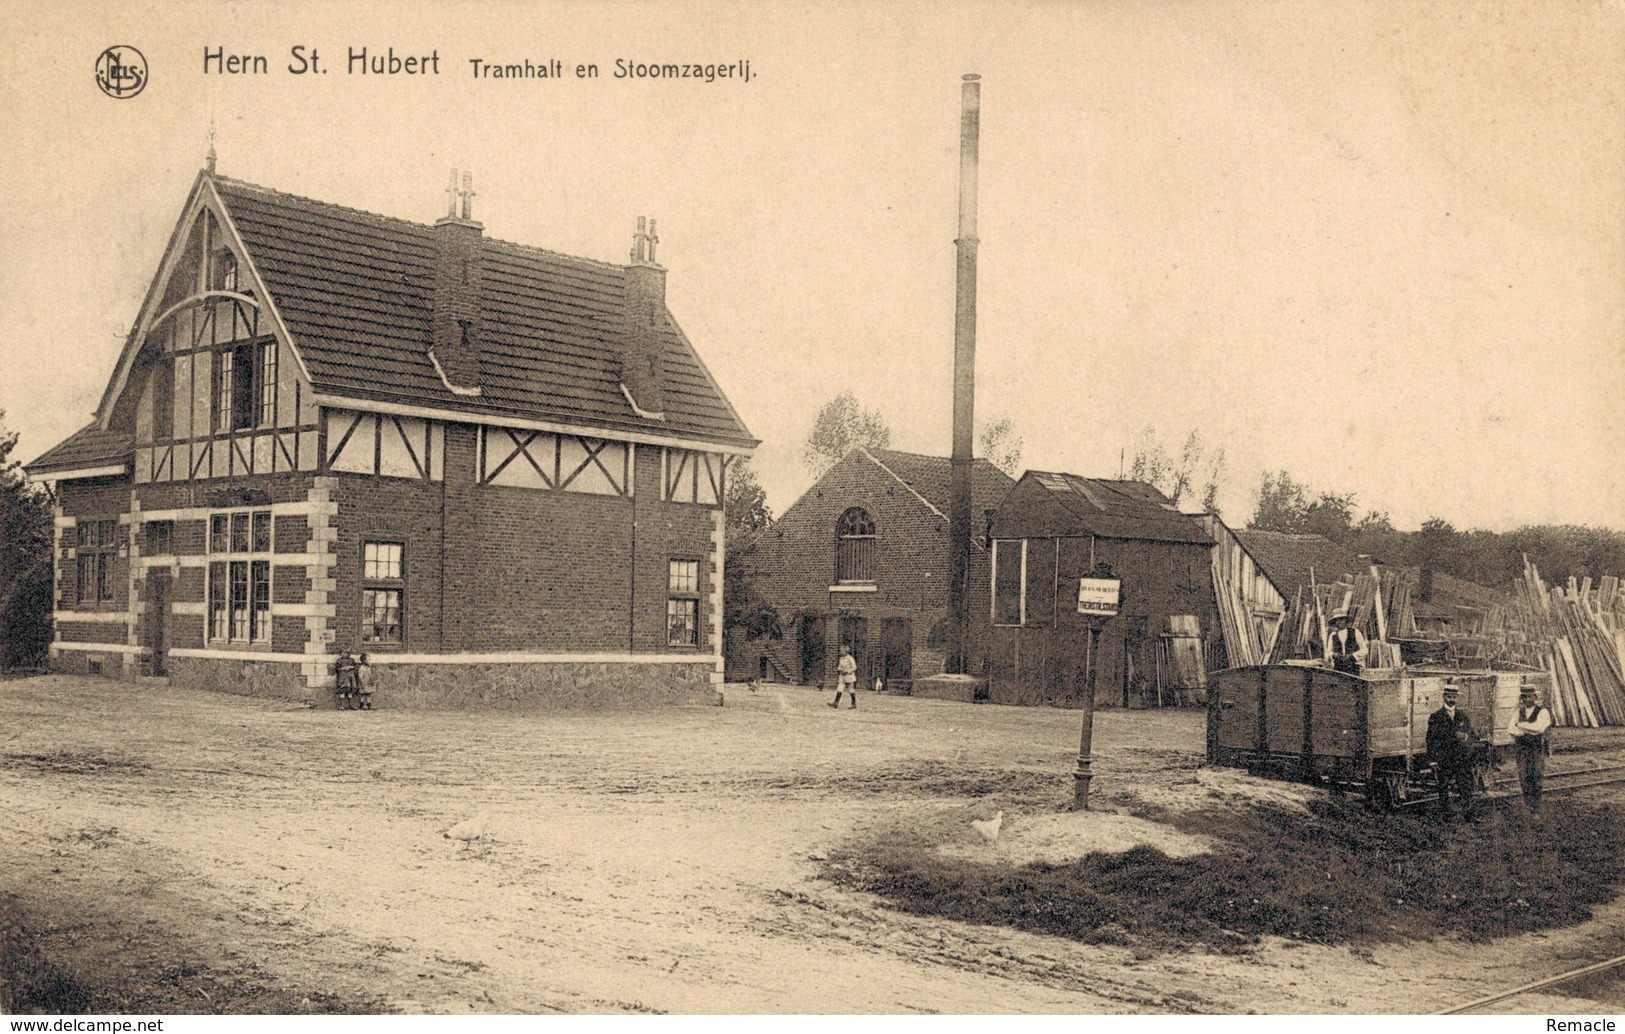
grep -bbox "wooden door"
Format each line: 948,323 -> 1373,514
147,571 -> 171,676
839,615 -> 869,684
800,615 -> 826,686
881,617 -> 912,691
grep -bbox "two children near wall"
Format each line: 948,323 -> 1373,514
333,650 -> 374,710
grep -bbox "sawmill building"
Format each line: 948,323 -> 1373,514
985,471 -> 1219,708
727,448 -> 1014,692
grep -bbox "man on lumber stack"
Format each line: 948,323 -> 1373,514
1427,681 -> 1480,821
1507,685 -> 1553,812
1324,611 -> 1368,675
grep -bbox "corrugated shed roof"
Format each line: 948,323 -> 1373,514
1015,471 -> 1212,544
213,176 -> 754,447
24,424 -> 132,475
866,448 -> 1016,516
1230,530 -> 1365,597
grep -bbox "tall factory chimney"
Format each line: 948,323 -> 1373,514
947,73 -> 980,675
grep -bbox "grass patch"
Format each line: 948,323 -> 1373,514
0,893 -> 388,1015
824,796 -> 1625,953
748,759 -> 1062,803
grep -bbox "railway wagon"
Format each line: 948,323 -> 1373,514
1207,663 -> 1551,807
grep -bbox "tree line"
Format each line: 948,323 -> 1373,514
0,410 -> 54,668
1125,426 -> 1623,589
1247,467 -> 1625,589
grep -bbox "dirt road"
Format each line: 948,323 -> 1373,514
2,675 -> 1621,1014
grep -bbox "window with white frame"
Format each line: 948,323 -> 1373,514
213,338 -> 277,433
667,559 -> 700,648
992,537 -> 1059,627
992,539 -> 1024,626
74,519 -> 120,608
361,541 -> 404,646
207,510 -> 271,643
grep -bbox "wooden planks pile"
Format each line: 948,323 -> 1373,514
1499,560 -> 1625,727
1265,567 -> 1415,668
1211,556 -> 1268,667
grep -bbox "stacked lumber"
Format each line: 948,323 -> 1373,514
1381,567 -> 1418,639
1269,576 -> 1342,663
1264,567 -> 1416,668
1499,559 -> 1625,727
1210,549 -> 1260,667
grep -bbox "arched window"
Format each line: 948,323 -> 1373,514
211,249 -> 238,292
835,507 -> 876,583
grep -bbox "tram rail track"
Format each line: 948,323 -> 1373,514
1439,952 -> 1625,1014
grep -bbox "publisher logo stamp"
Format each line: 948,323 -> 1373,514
96,45 -> 148,98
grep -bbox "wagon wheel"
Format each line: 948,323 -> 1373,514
1366,770 -> 1405,812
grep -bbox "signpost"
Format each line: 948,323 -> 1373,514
1073,566 -> 1121,810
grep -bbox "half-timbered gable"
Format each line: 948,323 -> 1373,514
28,166 -> 755,708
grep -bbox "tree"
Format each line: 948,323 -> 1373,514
1247,471 -> 1379,545
802,391 -> 890,477
1127,426 -> 1227,513
0,411 -> 54,668
722,459 -> 781,643
977,416 -> 1023,477
723,458 -> 772,550
1250,469 -> 1310,532
1299,490 -> 1358,542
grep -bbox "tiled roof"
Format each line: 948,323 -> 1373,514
1396,567 -> 1506,618
1023,471 -> 1212,544
24,424 -> 132,475
866,448 -> 1016,516
1231,530 -> 1365,597
213,176 -> 754,447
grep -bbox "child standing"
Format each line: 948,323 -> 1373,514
355,653 -> 374,710
830,645 -> 858,710
333,650 -> 359,710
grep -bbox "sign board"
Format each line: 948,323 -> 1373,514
1077,577 -> 1122,617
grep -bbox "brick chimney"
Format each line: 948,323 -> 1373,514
429,169 -> 483,397
620,216 -> 666,419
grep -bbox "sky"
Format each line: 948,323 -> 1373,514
2,0 -> 1621,533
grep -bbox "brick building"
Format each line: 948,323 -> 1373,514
25,167 -> 756,707
728,448 -> 1015,691
986,472 -> 1218,707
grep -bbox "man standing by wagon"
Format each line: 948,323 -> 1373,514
1507,685 -> 1552,812
1427,681 -> 1478,820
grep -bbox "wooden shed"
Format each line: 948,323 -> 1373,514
985,472 -> 1217,708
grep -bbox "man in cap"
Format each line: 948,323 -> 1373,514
1426,681 -> 1479,819
1507,684 -> 1553,811
1324,611 -> 1368,675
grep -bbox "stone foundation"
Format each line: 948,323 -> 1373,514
168,656 -> 310,703
137,655 -> 720,710
369,661 -> 718,710
49,650 -> 127,678
912,673 -> 983,703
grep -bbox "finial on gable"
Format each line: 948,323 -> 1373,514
206,118 -> 217,175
